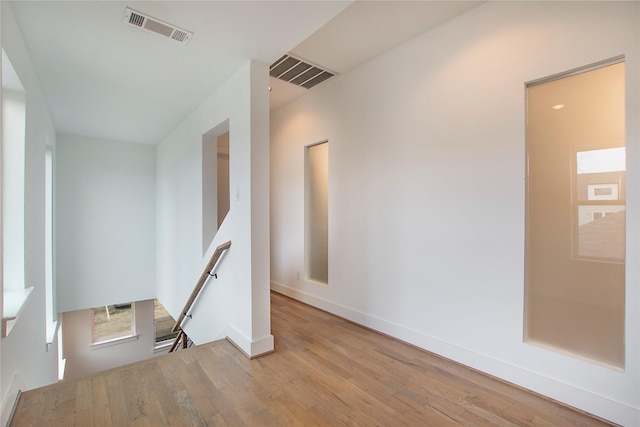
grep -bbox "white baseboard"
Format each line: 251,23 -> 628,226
270,281 -> 639,426
225,323 -> 274,359
249,334 -> 275,358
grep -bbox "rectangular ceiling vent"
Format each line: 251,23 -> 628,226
123,7 -> 193,45
269,55 -> 335,89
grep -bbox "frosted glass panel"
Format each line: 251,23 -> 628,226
306,142 -> 328,284
525,61 -> 625,368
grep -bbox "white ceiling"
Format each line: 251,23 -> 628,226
8,1 -> 481,144
269,1 -> 482,111
291,1 -> 481,75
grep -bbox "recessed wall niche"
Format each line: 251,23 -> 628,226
202,120 -> 230,255
305,141 -> 329,284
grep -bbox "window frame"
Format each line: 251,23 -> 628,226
153,299 -> 178,349
1,48 -> 31,337
90,302 -> 137,348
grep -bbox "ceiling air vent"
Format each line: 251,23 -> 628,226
123,7 -> 193,45
270,55 -> 335,89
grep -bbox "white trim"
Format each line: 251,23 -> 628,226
225,323 -> 251,356
46,320 -> 59,352
152,340 -> 173,353
2,287 -> 34,337
224,323 -> 274,358
90,334 -> 138,350
249,334 -> 274,357
587,183 -> 619,201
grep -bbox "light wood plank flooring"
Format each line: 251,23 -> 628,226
11,292 -> 614,426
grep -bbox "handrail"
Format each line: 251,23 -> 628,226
169,330 -> 190,353
171,240 -> 232,337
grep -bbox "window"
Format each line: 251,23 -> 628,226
306,141 -> 329,284
525,59 -> 625,368
45,144 -> 57,345
154,299 -> 178,345
2,49 -> 30,336
92,303 -> 135,344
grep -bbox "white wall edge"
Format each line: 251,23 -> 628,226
271,281 -> 640,426
45,320 -> 59,352
2,287 -> 34,337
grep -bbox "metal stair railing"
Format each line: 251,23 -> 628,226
169,240 -> 231,352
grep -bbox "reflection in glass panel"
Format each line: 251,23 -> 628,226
577,147 -> 625,174
525,61 -> 625,368
575,148 -> 625,261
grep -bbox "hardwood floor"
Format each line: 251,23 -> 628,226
12,292 -> 614,426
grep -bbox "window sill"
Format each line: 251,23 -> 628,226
2,287 -> 34,337
46,320 -> 59,351
153,341 -> 173,353
90,334 -> 138,350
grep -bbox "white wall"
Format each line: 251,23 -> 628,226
270,2 -> 640,425
60,299 -> 163,380
156,60 -> 272,357
56,134 -> 155,312
1,2 -> 58,424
